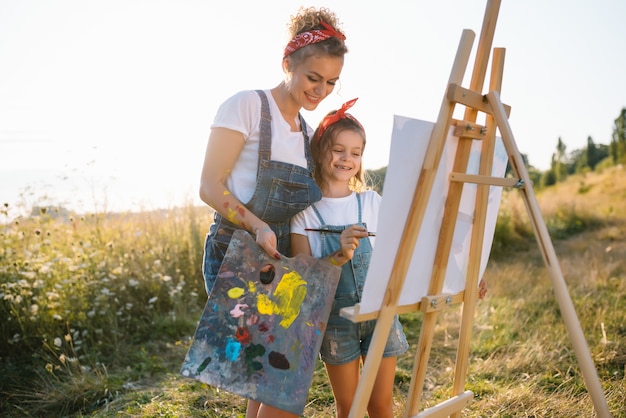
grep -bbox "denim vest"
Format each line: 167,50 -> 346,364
202,90 -> 322,295
311,193 -> 372,302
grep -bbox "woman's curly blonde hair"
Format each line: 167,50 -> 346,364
284,7 -> 348,65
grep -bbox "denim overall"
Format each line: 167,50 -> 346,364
313,193 -> 408,365
202,90 -> 322,295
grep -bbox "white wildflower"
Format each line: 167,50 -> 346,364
53,337 -> 62,348
39,264 -> 52,274
128,278 -> 139,287
148,296 -> 158,304
100,288 -> 113,296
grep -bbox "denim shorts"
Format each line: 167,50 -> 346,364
319,307 -> 409,365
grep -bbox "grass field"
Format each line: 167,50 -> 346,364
1,166 -> 625,417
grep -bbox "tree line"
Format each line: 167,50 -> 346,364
533,107 -> 626,188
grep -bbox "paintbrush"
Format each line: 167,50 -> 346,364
304,228 -> 376,237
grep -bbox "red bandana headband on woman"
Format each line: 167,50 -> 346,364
283,21 -> 346,58
316,98 -> 364,141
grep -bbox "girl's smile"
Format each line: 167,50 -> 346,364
322,129 -> 363,193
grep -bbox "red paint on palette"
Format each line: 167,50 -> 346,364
235,326 -> 251,344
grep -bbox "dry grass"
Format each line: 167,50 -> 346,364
1,167 -> 625,417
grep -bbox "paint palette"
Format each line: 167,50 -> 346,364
181,229 -> 341,415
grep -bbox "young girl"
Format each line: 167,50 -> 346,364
291,99 -> 409,418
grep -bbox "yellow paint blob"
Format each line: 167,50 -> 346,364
256,271 -> 307,328
247,281 -> 257,293
226,207 -> 239,225
227,287 -> 245,299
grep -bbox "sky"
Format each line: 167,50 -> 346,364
1,0 -> 625,217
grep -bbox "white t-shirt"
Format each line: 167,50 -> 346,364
210,89 -> 315,204
290,190 -> 381,258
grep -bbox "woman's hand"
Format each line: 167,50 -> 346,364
254,224 -> 281,260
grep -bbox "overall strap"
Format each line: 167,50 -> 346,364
255,90 -> 272,171
356,192 -> 363,223
299,113 -> 315,173
311,204 -> 326,225
255,90 -> 314,174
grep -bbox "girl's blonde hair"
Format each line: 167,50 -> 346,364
311,114 -> 368,193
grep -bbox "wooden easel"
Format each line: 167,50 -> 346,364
341,1 -> 612,417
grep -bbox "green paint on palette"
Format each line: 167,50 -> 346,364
196,356 -> 212,373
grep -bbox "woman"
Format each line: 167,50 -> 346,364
197,7 -> 349,418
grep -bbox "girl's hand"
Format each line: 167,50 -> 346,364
478,278 -> 488,299
339,225 -> 368,261
254,224 -> 281,260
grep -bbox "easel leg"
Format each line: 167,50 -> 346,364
405,310 -> 438,416
487,90 -> 612,418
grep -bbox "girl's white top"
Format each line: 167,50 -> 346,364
291,190 -> 381,258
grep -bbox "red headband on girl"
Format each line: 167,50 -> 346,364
316,98 -> 364,141
283,21 -> 346,58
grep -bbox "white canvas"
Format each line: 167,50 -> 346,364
358,115 -> 508,315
